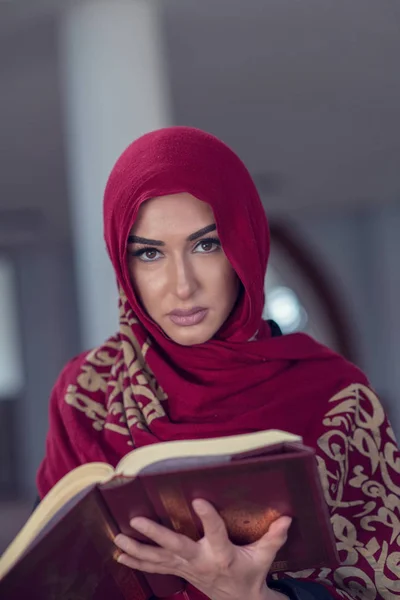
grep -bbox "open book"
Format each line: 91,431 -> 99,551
0,429 -> 338,600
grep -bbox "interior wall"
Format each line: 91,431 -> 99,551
14,243 -> 80,497
0,14 -> 81,497
271,201 -> 400,435
0,13 -> 70,239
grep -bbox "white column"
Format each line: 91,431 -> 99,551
60,0 -> 171,349
0,256 -> 23,399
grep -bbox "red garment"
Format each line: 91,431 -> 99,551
37,127 -> 400,598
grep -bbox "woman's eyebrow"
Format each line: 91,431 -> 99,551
127,235 -> 165,246
128,224 -> 217,246
186,224 -> 217,242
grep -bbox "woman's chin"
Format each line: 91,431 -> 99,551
165,324 -> 216,346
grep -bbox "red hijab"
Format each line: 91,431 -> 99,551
37,127 -> 364,496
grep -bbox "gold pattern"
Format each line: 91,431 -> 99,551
282,384 -> 400,598
64,290 -> 169,446
65,384 -> 108,431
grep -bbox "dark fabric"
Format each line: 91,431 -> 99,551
270,579 -> 334,600
267,319 -> 282,338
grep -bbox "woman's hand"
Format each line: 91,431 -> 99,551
114,499 -> 291,600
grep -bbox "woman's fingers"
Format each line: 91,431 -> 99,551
192,499 -> 231,553
115,533 -> 170,564
117,552 -> 173,574
127,517 -> 197,558
255,516 -> 292,555
115,504 -> 290,581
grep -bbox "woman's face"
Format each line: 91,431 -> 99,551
127,193 -> 240,346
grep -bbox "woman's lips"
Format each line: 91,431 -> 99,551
168,308 -> 208,327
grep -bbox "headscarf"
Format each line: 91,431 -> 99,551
37,126 -> 363,495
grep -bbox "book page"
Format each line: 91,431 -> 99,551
116,430 -> 302,476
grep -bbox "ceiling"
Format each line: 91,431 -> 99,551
162,0 -> 400,212
1,0 -> 400,216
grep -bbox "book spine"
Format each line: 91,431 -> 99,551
91,486 -> 153,600
99,478 -> 186,598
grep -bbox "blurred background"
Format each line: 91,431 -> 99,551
1,0 -> 400,552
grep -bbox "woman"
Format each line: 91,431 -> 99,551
38,127 -> 400,600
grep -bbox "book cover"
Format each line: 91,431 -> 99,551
0,487 -> 151,600
102,442 -> 338,574
0,442 -> 338,599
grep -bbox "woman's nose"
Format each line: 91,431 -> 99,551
170,256 -> 199,300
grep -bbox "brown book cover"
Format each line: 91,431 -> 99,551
101,442 -> 338,575
0,438 -> 339,599
0,487 -> 152,600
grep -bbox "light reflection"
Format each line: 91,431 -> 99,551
265,286 -> 307,333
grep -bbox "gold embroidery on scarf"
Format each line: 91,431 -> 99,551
117,292 -> 169,427
123,388 -> 147,431
85,341 -> 121,365
64,321 -> 168,439
119,323 -> 168,427
280,384 -> 400,598
77,364 -> 109,393
104,423 -> 131,436
65,384 -> 108,431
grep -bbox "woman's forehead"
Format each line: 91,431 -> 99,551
131,193 -> 216,236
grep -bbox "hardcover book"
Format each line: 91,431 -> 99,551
0,429 -> 338,599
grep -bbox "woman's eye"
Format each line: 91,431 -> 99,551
134,248 -> 161,262
194,238 -> 221,253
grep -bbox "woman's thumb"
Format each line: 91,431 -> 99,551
257,516 -> 292,554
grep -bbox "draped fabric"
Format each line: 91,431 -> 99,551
37,127 -> 400,598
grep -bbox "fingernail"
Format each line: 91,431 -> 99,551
192,499 -> 207,514
281,516 -> 292,529
130,517 -> 146,531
